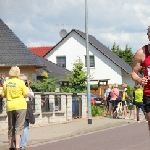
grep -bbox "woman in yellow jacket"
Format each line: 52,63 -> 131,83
1,66 -> 29,150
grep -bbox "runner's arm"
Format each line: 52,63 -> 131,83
131,48 -> 144,84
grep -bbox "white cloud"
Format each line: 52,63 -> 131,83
0,0 -> 150,52
27,39 -> 55,47
96,32 -> 148,51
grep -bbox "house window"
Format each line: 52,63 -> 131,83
56,56 -> 66,68
85,55 -> 95,67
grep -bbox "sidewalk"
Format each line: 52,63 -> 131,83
0,116 -> 139,149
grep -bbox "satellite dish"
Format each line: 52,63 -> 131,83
59,29 -> 67,38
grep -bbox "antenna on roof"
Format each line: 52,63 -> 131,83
59,29 -> 67,38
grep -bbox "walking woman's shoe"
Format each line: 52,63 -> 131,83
9,148 -> 15,150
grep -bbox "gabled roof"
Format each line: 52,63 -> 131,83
0,18 -> 44,67
28,46 -> 53,57
44,29 -> 132,74
36,56 -> 72,76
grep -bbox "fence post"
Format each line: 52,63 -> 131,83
2,98 -> 6,114
0,97 -> 7,129
61,94 -> 67,119
66,94 -> 72,121
80,93 -> 87,118
34,93 -> 42,122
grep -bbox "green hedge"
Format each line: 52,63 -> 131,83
90,84 -> 98,89
91,105 -> 105,116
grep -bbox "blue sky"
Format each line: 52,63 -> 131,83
0,0 -> 150,52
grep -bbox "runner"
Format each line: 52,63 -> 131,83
131,26 -> 150,129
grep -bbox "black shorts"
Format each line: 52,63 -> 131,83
111,100 -> 117,107
143,96 -> 150,113
122,101 -> 126,106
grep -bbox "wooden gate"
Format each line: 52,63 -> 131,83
90,79 -> 109,97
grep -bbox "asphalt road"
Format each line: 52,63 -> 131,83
28,121 -> 150,150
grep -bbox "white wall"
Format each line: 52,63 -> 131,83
45,32 -> 86,71
45,31 -> 131,85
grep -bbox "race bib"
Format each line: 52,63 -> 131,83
147,67 -> 150,80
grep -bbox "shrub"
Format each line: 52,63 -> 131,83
128,104 -> 134,110
31,78 -> 59,92
91,105 -> 105,116
127,85 -> 134,99
90,84 -> 98,89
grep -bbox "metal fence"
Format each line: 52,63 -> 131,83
41,94 -> 50,112
0,96 -> 3,113
55,95 -> 61,111
0,94 -> 63,113
72,94 -> 82,118
41,94 -> 62,112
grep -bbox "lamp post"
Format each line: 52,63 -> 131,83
85,0 -> 92,124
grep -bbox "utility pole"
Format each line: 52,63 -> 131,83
85,0 -> 92,124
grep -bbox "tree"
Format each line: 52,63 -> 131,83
68,57 -> 87,92
111,42 -> 117,53
61,57 -> 87,93
111,42 -> 134,66
111,42 -> 122,57
122,45 -> 134,66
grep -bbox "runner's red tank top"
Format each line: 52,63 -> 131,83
141,45 -> 150,96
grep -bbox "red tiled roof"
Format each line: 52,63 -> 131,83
28,46 -> 53,57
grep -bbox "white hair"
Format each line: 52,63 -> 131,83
9,66 -> 20,77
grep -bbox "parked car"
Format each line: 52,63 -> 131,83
90,93 -> 104,105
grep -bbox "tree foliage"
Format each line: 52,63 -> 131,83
111,42 -> 134,66
31,78 -> 59,92
127,85 -> 134,98
61,57 -> 87,93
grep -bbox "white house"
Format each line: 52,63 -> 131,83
44,29 -> 135,86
